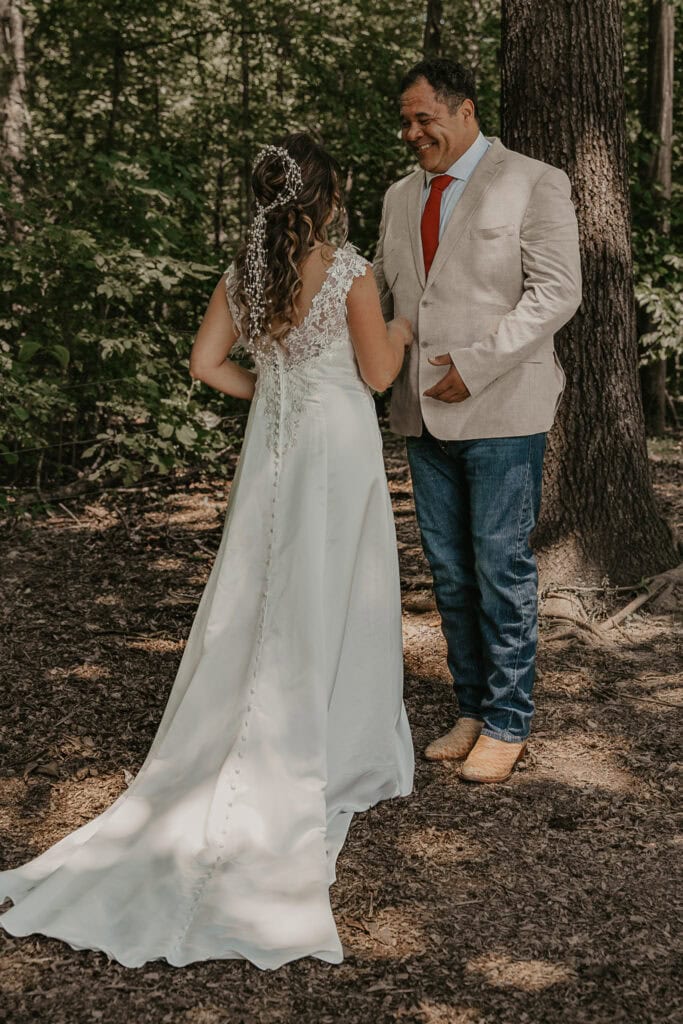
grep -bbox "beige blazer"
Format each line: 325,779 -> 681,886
373,137 -> 582,439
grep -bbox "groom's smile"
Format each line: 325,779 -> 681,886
399,77 -> 478,173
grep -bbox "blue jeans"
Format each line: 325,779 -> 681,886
406,428 -> 546,743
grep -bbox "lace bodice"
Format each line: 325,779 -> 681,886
225,243 -> 370,452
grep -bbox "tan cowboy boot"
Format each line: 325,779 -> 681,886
424,718 -> 483,761
461,734 -> 527,783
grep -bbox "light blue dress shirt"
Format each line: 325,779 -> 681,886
421,132 -> 491,240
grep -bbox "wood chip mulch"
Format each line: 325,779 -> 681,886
0,419 -> 681,1024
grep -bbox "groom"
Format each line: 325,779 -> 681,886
374,58 -> 582,783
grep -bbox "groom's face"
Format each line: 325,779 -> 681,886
400,78 -> 473,173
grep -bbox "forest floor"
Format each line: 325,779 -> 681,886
1,421 -> 681,1024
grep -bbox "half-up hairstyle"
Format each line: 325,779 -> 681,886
233,132 -> 346,344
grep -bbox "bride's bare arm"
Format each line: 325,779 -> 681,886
346,268 -> 413,392
189,277 -> 256,400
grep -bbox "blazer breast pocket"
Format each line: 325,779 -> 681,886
468,225 -> 517,240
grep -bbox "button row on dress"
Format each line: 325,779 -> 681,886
211,454 -> 278,872
175,853 -> 218,950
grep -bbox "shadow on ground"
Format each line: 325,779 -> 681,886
0,425 -> 680,1024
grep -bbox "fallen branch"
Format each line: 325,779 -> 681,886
600,578 -> 672,631
57,502 -> 81,525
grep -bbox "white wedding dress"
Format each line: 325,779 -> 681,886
0,243 -> 414,969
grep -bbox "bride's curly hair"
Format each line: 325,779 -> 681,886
233,132 -> 346,343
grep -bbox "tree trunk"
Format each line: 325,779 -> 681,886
213,156 -> 224,251
646,0 -> 674,197
640,355 -> 668,435
0,0 -> 27,238
106,35 -> 124,151
423,0 -> 443,56
240,9 -> 252,228
501,0 -> 677,583
639,0 -> 674,436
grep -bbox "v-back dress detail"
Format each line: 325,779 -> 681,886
0,243 -> 414,969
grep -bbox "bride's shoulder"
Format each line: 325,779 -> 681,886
223,261 -> 241,297
333,241 -> 370,277
338,240 -> 367,259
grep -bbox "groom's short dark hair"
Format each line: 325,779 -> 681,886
400,58 -> 479,121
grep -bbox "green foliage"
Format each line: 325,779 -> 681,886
0,145 -> 232,486
1,0 -> 678,492
0,0 -> 423,490
623,0 -> 683,367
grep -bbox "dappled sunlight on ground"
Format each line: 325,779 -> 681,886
127,637 -> 185,654
403,613 -> 449,685
48,663 -> 111,683
411,1001 -> 485,1023
397,828 -> 485,868
0,425 -> 679,1023
148,556 -> 186,572
527,732 -> 640,793
0,773 -> 124,856
465,951 -> 575,991
340,906 -> 427,961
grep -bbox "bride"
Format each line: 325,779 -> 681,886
0,133 -> 415,969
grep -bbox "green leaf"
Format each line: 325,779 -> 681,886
175,423 -> 197,448
52,345 -> 70,369
18,341 -> 42,362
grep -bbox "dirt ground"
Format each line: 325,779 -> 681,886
1,421 -> 681,1024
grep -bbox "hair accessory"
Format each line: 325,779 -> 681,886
244,146 -> 304,340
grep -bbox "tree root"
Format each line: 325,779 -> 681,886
543,567 -> 680,645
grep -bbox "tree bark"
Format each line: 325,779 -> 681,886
640,355 -> 668,435
639,0 -> 675,436
501,0 -> 677,582
0,0 -> 27,237
423,0 -> 443,57
645,1 -> 674,197
240,8 -> 252,227
106,35 -> 124,151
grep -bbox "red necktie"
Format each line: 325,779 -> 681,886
421,174 -> 454,277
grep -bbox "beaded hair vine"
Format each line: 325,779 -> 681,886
244,145 -> 304,341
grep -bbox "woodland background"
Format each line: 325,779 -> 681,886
1,6 -> 681,1023
1,2 -> 680,539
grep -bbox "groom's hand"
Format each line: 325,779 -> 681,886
424,354 -> 471,403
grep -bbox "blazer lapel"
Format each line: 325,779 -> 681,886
404,170 -> 427,289
425,137 -> 506,289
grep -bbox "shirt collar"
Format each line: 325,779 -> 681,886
424,132 -> 490,187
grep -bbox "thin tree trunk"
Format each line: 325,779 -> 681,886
106,35 -> 124,150
639,0 -> 674,436
501,0 -> 677,582
640,356 -> 668,435
213,156 -> 224,251
423,0 -> 443,57
0,0 -> 27,238
646,1 -> 674,198
240,10 -> 252,227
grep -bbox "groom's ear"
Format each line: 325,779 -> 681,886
459,99 -> 476,124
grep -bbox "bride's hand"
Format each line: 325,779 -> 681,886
389,316 -> 414,348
